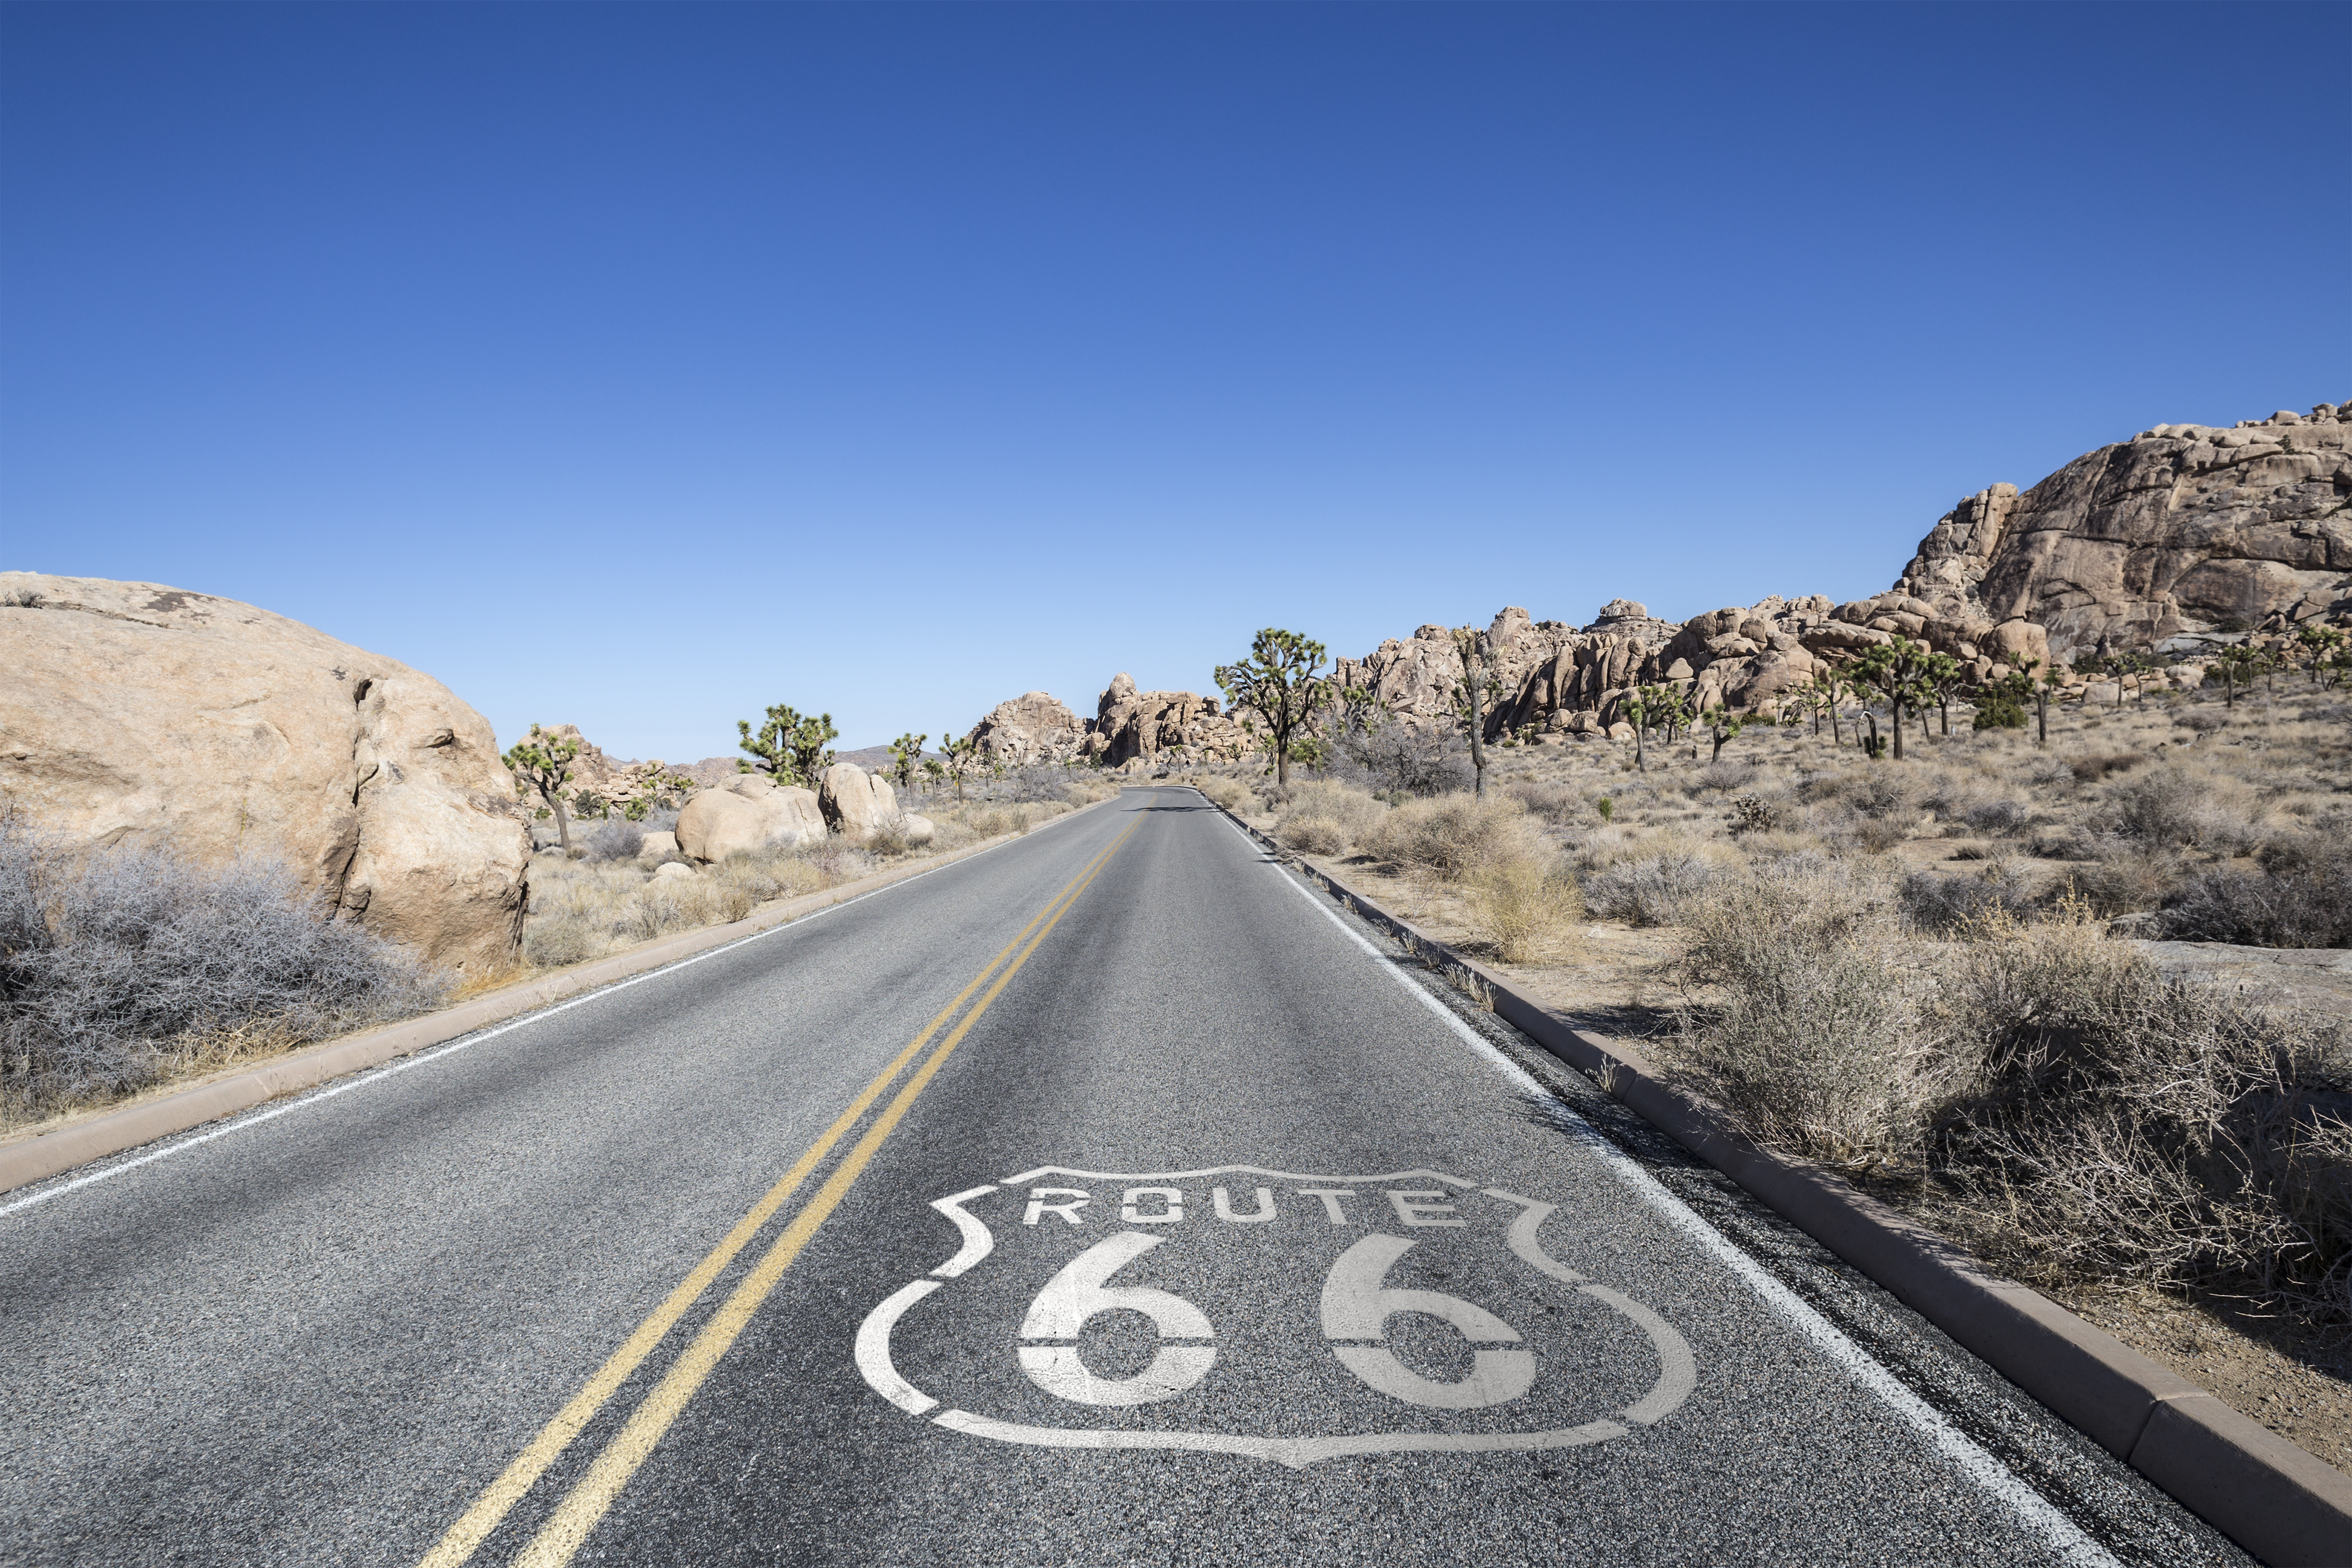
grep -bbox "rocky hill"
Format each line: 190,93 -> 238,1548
1898,403 -> 2349,656
949,400 -> 2346,763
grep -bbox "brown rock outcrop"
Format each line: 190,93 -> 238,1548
1081,675 -> 1247,767
1895,402 -> 2350,656
0,572 -> 529,975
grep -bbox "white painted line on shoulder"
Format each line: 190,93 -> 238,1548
1207,800 -> 2117,1567
0,804 -> 1125,1225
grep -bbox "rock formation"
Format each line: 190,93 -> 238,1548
1895,404 -> 2349,657
1083,674 -> 1248,768
0,572 -> 529,975
961,675 -> 1248,772
1324,400 -> 2349,745
969,692 -> 1090,767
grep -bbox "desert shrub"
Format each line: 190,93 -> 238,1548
1934,918 -> 2352,1326
2099,764 -> 2266,855
1466,853 -> 1584,964
2028,823 -> 2099,861
1668,858 -> 1945,1166
1,817 -> 447,1116
1692,759 -> 1756,795
1900,860 -> 2035,934
1274,781 -> 1386,851
1194,776 -> 1249,811
1962,797 -> 2033,836
1501,777 -> 1584,823
997,766 -> 1074,804
1849,768 -> 1920,820
2054,846 -> 2182,917
1364,794 -> 1530,880
1278,816 -> 1348,855
1580,838 -> 1729,926
1333,724 -> 1472,797
1973,691 -> 2028,730
2158,834 -> 2352,948
1726,794 -> 1779,836
521,914 -> 603,969
583,818 -> 646,864
2068,751 -> 2143,783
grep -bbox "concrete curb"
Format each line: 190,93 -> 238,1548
1217,799 -> 2351,1567
0,795 -> 1120,1200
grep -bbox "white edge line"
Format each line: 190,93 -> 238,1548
1206,797 -> 2118,1568
0,800 -> 1123,1225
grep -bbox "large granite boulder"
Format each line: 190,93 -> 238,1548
817,763 -> 899,843
674,775 -> 824,862
0,572 -> 529,976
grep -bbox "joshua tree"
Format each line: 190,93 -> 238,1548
888,732 -> 928,791
1700,703 -> 1745,763
938,730 -> 982,802
502,724 -> 582,853
1847,637 -> 1940,760
2213,643 -> 2261,709
1215,628 -> 1333,788
620,768 -> 695,822
1623,683 -> 1686,773
2295,624 -> 2346,685
1921,650 -> 1967,735
738,703 -> 838,786
1446,626 -> 1505,797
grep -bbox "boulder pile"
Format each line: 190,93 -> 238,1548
673,764 -> 931,862
964,675 -> 1248,772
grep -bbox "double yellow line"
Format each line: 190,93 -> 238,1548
419,816 -> 1141,1568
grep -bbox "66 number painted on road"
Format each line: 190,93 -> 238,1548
1019,1229 -> 1534,1410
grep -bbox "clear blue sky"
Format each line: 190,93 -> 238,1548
5,3 -> 2345,760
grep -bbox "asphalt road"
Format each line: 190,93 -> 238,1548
0,787 -> 2255,1567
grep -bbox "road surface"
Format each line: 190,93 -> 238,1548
1,788 -> 2250,1566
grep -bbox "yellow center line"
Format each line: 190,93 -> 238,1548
416,816 -> 1139,1568
510,819 -> 1140,1568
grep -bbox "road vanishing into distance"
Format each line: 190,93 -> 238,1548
2,788 -> 2256,1567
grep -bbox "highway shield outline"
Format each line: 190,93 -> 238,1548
853,1164 -> 1697,1468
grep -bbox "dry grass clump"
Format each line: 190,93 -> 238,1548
1364,794 -> 1533,880
1192,775 -> 1250,811
1465,856 -> 1584,963
522,837 -> 878,968
1,811 -> 447,1122
1273,780 -> 1388,854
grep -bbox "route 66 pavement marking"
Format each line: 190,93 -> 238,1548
857,1164 -> 1697,1468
